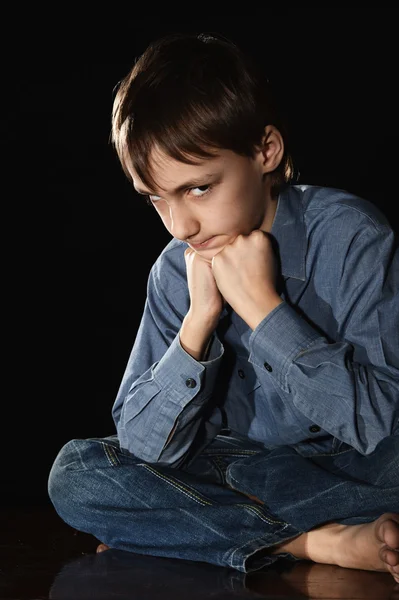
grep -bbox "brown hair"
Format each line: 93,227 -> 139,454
111,32 -> 295,196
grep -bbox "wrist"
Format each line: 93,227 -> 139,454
180,313 -> 215,361
244,296 -> 283,330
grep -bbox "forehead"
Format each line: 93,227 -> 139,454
128,146 -> 230,193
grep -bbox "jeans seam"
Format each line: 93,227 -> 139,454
140,464 -> 213,506
101,442 -> 121,467
310,448 -> 353,458
203,449 -> 260,456
227,527 -> 298,570
239,504 -> 287,526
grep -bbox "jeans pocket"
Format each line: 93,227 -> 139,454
101,441 -> 122,467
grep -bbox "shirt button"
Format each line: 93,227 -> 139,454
309,425 -> 321,433
263,362 -> 273,372
185,378 -> 197,389
238,369 -> 245,379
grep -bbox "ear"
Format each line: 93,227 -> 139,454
255,125 -> 284,174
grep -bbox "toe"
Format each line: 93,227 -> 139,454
380,546 -> 399,567
376,514 -> 399,548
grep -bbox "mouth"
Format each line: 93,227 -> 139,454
189,237 -> 215,250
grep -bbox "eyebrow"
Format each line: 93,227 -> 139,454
134,174 -> 218,196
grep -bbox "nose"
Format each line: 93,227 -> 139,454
169,203 -> 199,241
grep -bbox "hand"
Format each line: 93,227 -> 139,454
180,248 -> 224,360
184,248 -> 224,325
211,230 -> 283,329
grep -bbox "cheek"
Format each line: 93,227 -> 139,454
224,193 -> 254,222
225,192 -> 263,233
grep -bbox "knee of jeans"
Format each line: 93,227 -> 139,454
48,439 -> 91,517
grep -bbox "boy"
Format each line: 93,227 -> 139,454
49,32 -> 399,581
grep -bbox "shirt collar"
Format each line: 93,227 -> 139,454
271,185 -> 306,281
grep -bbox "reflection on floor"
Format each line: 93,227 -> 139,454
1,503 -> 397,599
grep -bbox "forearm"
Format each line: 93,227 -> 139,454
249,302 -> 399,454
179,311 -> 217,361
239,293 -> 283,331
114,333 -> 224,464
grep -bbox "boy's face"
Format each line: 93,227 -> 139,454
129,146 -> 277,259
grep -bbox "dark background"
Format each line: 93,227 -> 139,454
6,9 -> 398,508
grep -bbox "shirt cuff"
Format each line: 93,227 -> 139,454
249,302 -> 322,392
152,333 -> 224,406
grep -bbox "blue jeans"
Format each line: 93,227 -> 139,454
47,431 -> 399,573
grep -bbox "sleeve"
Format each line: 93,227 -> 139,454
248,220 -> 399,455
111,259 -> 224,466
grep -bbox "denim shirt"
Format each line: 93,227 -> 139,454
112,185 -> 399,466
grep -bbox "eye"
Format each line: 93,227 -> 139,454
147,194 -> 162,203
190,185 -> 211,197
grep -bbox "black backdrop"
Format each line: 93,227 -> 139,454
6,9 -> 398,507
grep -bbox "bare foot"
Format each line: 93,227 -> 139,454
337,513 -> 399,583
272,513 -> 399,583
96,543 -> 110,553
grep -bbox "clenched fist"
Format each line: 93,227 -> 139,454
211,230 -> 283,330
180,248 -> 224,360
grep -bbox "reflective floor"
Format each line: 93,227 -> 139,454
1,503 -> 398,599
